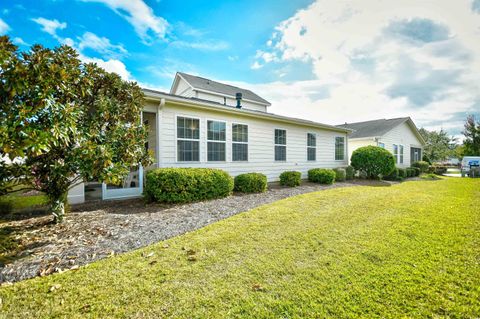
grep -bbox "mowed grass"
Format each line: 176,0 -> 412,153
1,178 -> 479,318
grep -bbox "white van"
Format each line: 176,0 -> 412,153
461,156 -> 480,177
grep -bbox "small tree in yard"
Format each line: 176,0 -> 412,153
350,146 -> 395,179
0,36 -> 151,222
462,115 -> 480,156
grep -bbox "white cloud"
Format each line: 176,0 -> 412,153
31,17 -> 66,38
0,18 -> 10,34
12,37 -> 28,46
250,61 -> 263,70
250,0 -> 480,136
171,40 -> 229,51
81,0 -> 168,44
77,32 -> 126,58
79,53 -> 131,80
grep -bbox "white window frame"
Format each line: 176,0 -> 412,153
334,136 -> 346,161
206,119 -> 227,162
175,114 -> 201,163
399,144 -> 404,164
274,128 -> 287,162
393,144 -> 398,163
307,132 -> 316,161
232,123 -> 248,162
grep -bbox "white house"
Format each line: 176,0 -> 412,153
337,117 -> 426,168
68,72 -> 352,204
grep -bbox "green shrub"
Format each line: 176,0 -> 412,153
398,168 -> 406,178
234,173 -> 267,193
411,161 -> 429,173
428,166 -> 435,173
279,171 -> 301,187
407,168 -> 417,177
308,168 -> 336,184
144,168 -> 234,203
350,146 -> 395,179
345,166 -> 355,180
333,168 -> 346,182
384,168 -> 399,181
412,167 -> 421,176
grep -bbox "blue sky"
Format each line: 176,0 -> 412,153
1,0 -> 479,139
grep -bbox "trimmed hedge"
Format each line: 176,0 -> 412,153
350,146 -> 395,179
234,173 -> 267,193
412,161 -> 429,173
406,168 -> 416,177
412,167 -> 421,176
308,168 -> 336,184
384,168 -> 399,181
279,171 -> 301,187
398,168 -> 407,178
333,168 -> 346,182
144,168 -> 234,203
345,166 -> 355,180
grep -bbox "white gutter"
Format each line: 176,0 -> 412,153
144,90 -> 352,134
193,88 -> 271,107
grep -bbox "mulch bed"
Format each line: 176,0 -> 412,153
0,180 -> 393,283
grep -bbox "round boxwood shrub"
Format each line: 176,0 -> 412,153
333,168 -> 346,182
144,168 -> 234,203
398,168 -> 407,178
384,168 -> 399,181
279,171 -> 301,187
411,161 -> 429,173
412,167 -> 421,176
345,165 -> 355,180
406,168 -> 415,177
234,173 -> 267,193
350,146 -> 395,179
308,168 -> 336,184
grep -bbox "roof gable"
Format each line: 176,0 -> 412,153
337,117 -> 425,145
172,72 -> 271,106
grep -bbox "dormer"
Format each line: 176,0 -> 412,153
170,72 -> 271,112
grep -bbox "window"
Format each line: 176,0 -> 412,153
177,116 -> 200,161
232,123 -> 248,161
274,129 -> 287,161
393,144 -> 398,163
307,133 -> 316,161
378,142 -> 385,148
207,120 -> 226,161
399,145 -> 404,164
335,136 -> 345,160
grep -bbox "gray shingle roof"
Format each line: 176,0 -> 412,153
336,117 -> 410,139
177,72 -> 271,105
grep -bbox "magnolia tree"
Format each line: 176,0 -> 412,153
0,36 -> 151,222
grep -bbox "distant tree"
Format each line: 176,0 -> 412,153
419,128 -> 455,162
0,36 -> 151,222
462,115 -> 480,156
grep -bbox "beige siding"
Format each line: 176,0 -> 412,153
172,77 -> 194,97
347,138 -> 376,162
378,122 -> 423,168
158,103 -> 348,181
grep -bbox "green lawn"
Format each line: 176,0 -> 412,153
1,178 -> 479,318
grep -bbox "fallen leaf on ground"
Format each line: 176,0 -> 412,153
49,284 -> 61,292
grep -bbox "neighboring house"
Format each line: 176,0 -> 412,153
68,72 -> 352,204
337,117 -> 426,168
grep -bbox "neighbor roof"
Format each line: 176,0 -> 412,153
175,72 -> 271,106
336,117 -> 411,139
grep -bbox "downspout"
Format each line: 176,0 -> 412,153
156,98 -> 165,168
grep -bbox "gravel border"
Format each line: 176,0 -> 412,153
0,180 -> 390,283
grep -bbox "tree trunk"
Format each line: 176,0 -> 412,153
51,192 -> 67,223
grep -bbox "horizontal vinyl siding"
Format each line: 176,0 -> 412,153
378,122 -> 423,168
158,103 -> 348,181
347,138 -> 375,162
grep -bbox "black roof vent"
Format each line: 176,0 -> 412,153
235,92 -> 242,109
